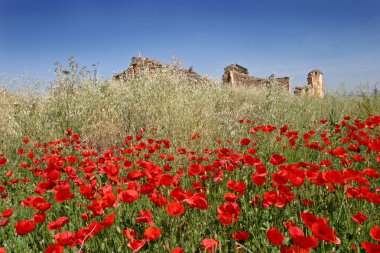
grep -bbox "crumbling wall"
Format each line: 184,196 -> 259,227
222,64 -> 290,92
307,70 -> 324,98
294,70 -> 324,98
113,56 -> 208,83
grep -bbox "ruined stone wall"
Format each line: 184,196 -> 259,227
113,56 -> 208,83
294,70 -> 324,98
114,57 -> 324,98
307,70 -> 324,98
223,64 -> 290,92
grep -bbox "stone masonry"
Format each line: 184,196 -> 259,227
113,56 -> 324,98
113,56 -> 208,83
222,64 -> 291,92
294,69 -> 324,98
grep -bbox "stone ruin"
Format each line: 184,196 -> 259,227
294,69 -> 324,98
222,64 -> 290,92
113,56 -> 208,83
113,56 -> 324,98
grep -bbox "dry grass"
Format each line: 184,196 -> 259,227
1,70 -> 379,152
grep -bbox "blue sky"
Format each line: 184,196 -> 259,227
1,0 -> 380,91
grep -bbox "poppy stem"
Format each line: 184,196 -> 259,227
335,189 -> 346,224
235,242 -> 255,253
77,225 -> 97,253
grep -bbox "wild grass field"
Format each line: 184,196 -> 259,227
0,62 -> 380,253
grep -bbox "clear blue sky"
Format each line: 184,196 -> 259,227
1,0 -> 380,91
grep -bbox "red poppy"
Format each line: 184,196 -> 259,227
123,228 -> 137,240
171,248 -> 184,253
201,238 -> 219,253
370,226 -> 380,242
322,170 -> 345,184
187,193 -> 210,210
0,158 -> 7,166
280,245 -> 311,253
310,221 -> 341,244
47,216 -> 70,231
53,184 -> 75,203
267,227 -> 285,246
252,173 -> 267,186
118,190 -> 139,203
136,210 -> 154,227
368,139 -> 380,152
232,231 -> 250,241
144,227 -> 162,242
188,163 -> 205,177
351,212 -> 368,224
331,147 -> 347,158
166,202 -> 185,217
33,213 -> 46,223
288,226 -> 318,249
270,154 -> 286,166
300,212 -> 328,229
362,242 -> 380,253
102,212 -> 116,227
0,208 -> 13,218
0,219 -> 9,227
240,138 -> 251,146
128,239 -> 146,253
224,192 -> 239,202
217,213 -> 233,226
15,220 -> 36,236
0,247 -> 5,253
54,231 -> 74,245
156,174 -> 174,186
44,244 -> 64,253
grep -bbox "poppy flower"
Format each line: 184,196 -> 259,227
187,193 -> 210,210
171,248 -> 184,253
0,219 -> 9,227
288,226 -> 319,249
0,247 -> 5,253
128,239 -> 146,253
0,209 -> 13,218
54,231 -> 74,245
136,210 -> 154,227
252,173 -> 267,186
267,227 -> 284,246
224,192 -> 239,202
144,227 -> 162,242
270,154 -> 286,166
47,216 -> 70,231
232,231 -> 250,241
44,244 -> 64,253
123,228 -> 137,240
310,221 -> 341,244
368,139 -> 380,152
0,158 -> 7,166
352,212 -> 368,224
166,202 -> 185,217
362,242 -> 380,253
33,213 -> 46,223
15,220 -> 36,236
217,213 -> 233,226
370,226 -> 380,242
102,212 -> 116,227
201,238 -> 219,253
240,138 -> 251,146
118,190 -> 139,203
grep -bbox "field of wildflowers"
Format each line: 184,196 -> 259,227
0,66 -> 379,252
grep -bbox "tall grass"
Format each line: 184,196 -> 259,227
1,66 -> 379,153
